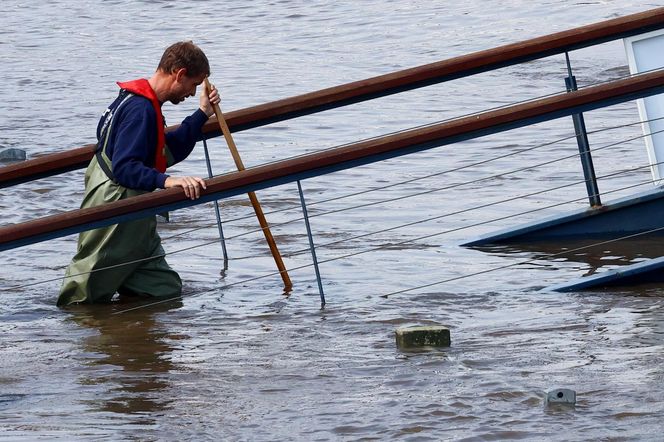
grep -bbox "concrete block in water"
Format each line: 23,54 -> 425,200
0,148 -> 27,162
395,325 -> 450,349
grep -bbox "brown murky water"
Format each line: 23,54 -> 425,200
2,1 -> 664,440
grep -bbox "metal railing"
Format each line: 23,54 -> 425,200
2,67 -> 664,252
2,7 -> 664,304
1,7 -> 663,189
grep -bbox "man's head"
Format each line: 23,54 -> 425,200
157,41 -> 210,105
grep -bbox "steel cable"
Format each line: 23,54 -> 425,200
7,126 -> 662,290
176,126 -> 664,258
5,160 -> 659,292
172,67 -> 664,240
379,224 -> 664,299
197,65 -> 664,177
163,113 -> 664,242
112,178 -> 664,315
6,118 -> 663,291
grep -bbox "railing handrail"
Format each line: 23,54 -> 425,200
2,7 -> 663,189
2,68 -> 664,252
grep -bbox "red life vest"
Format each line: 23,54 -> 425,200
116,79 -> 167,173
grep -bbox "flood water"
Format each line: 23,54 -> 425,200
2,1 -> 664,440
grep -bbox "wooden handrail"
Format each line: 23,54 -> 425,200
2,69 -> 664,252
1,7 -> 663,189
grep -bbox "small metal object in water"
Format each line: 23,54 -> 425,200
545,388 -> 576,406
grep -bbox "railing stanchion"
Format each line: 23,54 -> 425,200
297,180 -> 326,307
203,137 -> 229,270
565,52 -> 602,207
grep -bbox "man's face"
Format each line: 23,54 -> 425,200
169,70 -> 206,105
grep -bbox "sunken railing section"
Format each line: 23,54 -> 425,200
1,7 -> 664,189
2,68 -> 664,252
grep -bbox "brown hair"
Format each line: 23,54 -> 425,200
157,41 -> 210,78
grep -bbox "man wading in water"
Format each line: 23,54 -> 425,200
58,41 -> 220,306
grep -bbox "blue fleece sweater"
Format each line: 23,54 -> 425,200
97,94 -> 209,191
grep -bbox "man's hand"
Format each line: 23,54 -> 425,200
165,176 -> 207,200
200,82 -> 221,117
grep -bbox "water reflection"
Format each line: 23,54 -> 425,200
66,300 -> 184,418
470,235 -> 664,272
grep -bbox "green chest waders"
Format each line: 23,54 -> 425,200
57,96 -> 182,306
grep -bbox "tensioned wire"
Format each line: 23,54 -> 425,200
7,69 -> 663,289
174,64 -> 664,232
8,125 -> 661,289
378,222 -> 664,299
5,66 -> 662,306
45,114 -> 655,278
114,69 -> 661,314
166,125 -> 664,257
181,66 -> 664,238
163,114 -> 664,243
196,64 -> 664,182
113,177 -> 664,315
206,65 -> 664,178
7,140 -> 661,293
222,155 -> 664,261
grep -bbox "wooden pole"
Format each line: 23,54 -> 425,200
204,78 -> 292,290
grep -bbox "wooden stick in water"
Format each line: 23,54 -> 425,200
204,78 -> 292,291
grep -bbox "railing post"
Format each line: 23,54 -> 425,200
565,52 -> 602,207
296,180 -> 326,307
202,138 -> 229,270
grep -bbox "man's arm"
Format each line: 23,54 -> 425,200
165,84 -> 220,164
163,83 -> 219,200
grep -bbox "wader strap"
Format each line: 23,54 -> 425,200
95,150 -> 116,184
95,92 -> 134,183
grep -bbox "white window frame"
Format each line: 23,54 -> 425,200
624,29 -> 664,184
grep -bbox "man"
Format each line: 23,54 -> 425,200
58,41 -> 220,306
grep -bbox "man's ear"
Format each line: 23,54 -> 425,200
174,68 -> 188,82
